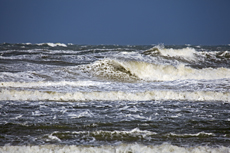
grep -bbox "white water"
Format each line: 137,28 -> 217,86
81,59 -> 230,82
0,81 -> 108,88
0,143 -> 229,153
118,60 -> 230,81
1,44 -> 230,148
147,46 -> 197,60
1,89 -> 229,102
37,43 -> 67,47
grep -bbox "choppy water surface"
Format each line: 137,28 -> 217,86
0,43 -> 230,152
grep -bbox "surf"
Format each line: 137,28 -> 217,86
79,58 -> 230,82
0,143 -> 229,153
1,89 -> 229,102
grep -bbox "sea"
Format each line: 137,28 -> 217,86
0,43 -> 230,153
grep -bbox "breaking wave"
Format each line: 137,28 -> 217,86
37,43 -> 67,47
143,46 -> 197,61
1,89 -> 229,102
1,44 -> 230,150
42,129 -> 217,143
80,59 -> 230,82
143,45 -> 230,68
0,143 -> 229,153
0,81 -> 107,88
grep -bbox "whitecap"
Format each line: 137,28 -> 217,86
0,143 -> 229,153
1,89 -> 230,102
37,43 -> 67,47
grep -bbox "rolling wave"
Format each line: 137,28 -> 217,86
143,46 -> 230,68
143,46 -> 197,61
0,143 -> 229,153
1,44 -> 230,149
79,59 -> 230,82
1,89 -> 229,102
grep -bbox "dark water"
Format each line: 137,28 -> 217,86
0,43 -> 230,152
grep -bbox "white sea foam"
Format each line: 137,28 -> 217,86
0,89 -> 229,102
167,132 -> 216,137
0,81 -> 109,88
0,143 -> 229,153
51,128 -> 156,139
145,46 -> 197,61
87,59 -> 230,81
159,47 -> 196,60
37,43 -> 67,47
120,60 -> 230,81
90,128 -> 156,138
67,110 -> 94,118
47,135 -> 61,142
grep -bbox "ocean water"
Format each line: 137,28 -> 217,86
0,43 -> 230,153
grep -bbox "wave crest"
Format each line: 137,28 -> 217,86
80,59 -> 230,82
143,46 -> 197,62
0,143 -> 229,153
79,59 -> 138,82
1,89 -> 229,102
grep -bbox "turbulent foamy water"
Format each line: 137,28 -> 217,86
0,43 -> 230,152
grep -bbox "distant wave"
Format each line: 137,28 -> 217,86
142,45 -> 230,68
143,46 -> 197,61
37,43 -> 67,47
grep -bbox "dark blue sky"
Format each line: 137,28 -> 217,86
1,0 -> 230,45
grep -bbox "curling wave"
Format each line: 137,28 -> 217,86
80,59 -> 230,82
143,46 -> 230,69
143,46 -> 197,61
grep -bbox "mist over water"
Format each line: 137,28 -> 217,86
0,43 -> 230,152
